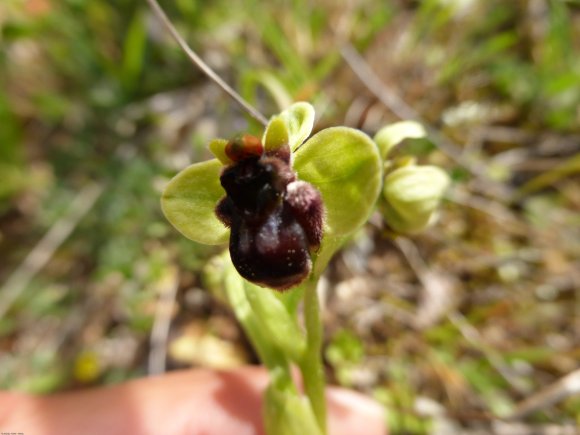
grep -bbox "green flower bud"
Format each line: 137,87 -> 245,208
373,121 -> 426,160
381,165 -> 450,234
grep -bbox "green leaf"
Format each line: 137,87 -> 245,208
268,102 -> 315,151
161,159 -> 229,245
224,261 -> 287,369
373,121 -> 427,160
294,127 -> 382,237
121,11 -> 147,93
244,282 -> 306,362
264,369 -> 323,435
241,70 -> 293,110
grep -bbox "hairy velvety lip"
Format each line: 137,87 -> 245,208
215,134 -> 323,291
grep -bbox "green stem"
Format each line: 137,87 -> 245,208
299,275 -> 327,434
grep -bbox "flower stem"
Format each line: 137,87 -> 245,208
300,275 -> 327,434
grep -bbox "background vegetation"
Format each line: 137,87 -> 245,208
1,0 -> 579,433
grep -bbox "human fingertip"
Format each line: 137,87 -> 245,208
327,388 -> 387,435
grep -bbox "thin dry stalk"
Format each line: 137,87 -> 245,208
145,0 -> 268,127
340,43 -> 512,200
0,182 -> 104,319
148,266 -> 179,375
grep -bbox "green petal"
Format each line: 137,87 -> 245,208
373,120 -> 426,160
161,159 -> 229,245
263,116 -> 290,153
293,127 -> 383,237
208,138 -> 232,165
265,102 -> 315,151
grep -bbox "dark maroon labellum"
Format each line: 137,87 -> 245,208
215,134 -> 323,291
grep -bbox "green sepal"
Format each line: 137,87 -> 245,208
374,121 -> 426,160
161,159 -> 229,245
294,127 -> 383,237
208,138 -> 233,165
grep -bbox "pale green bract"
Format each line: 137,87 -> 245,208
161,102 -> 383,249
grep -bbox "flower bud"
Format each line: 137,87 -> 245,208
373,121 -> 426,160
381,165 -> 450,234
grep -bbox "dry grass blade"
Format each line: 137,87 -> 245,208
394,237 -> 457,329
394,237 -> 531,396
341,44 -> 465,164
148,266 -> 180,375
340,43 -> 512,200
504,368 -> 580,421
0,182 -> 104,320
145,0 -> 269,126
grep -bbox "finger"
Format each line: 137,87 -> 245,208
1,367 -> 268,435
327,387 -> 387,435
0,367 -> 386,435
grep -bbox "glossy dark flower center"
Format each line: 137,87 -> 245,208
215,135 -> 323,291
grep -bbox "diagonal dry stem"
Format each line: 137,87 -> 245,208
145,0 -> 268,127
0,182 -> 104,319
340,43 -> 512,201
